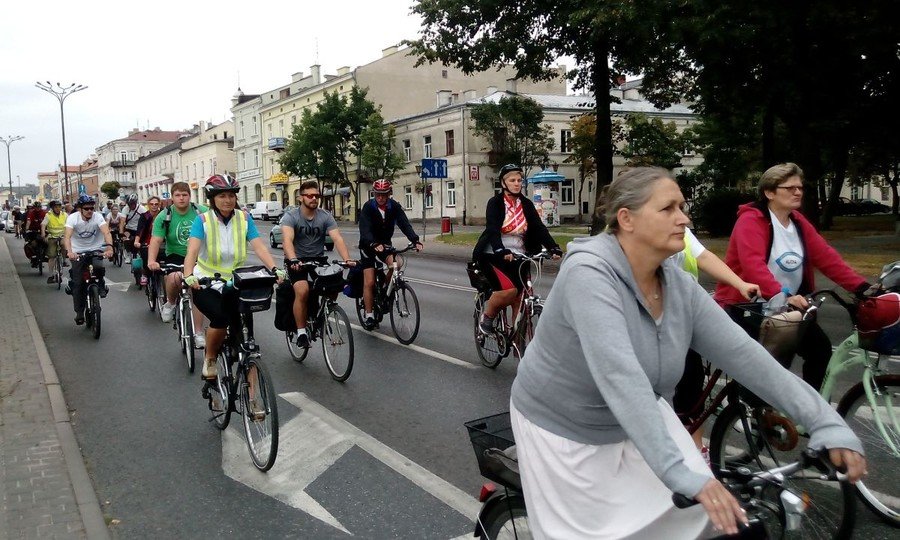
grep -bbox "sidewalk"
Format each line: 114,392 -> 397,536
0,237 -> 109,539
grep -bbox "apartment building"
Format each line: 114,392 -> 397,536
95,128 -> 188,199
135,135 -> 193,201
232,90 -> 263,207
179,120 -> 235,201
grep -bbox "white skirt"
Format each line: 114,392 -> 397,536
510,398 -> 715,540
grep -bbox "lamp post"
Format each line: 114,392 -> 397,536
35,82 -> 87,203
0,136 -> 24,208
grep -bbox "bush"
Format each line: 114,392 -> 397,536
692,188 -> 755,237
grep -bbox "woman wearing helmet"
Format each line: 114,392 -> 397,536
183,175 -> 284,380
122,193 -> 146,273
473,164 -> 561,335
357,179 -> 423,330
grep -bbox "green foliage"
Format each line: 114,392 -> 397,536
692,188 -> 755,237
565,114 -> 598,220
469,95 -> 554,178
618,114 -> 685,170
99,181 -> 121,200
359,112 -> 405,180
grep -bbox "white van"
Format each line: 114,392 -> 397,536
249,201 -> 284,221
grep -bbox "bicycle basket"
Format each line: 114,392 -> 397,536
464,412 -> 519,488
232,265 -> 276,313
313,265 -> 346,294
729,303 -> 809,366
466,261 -> 492,292
857,292 -> 900,355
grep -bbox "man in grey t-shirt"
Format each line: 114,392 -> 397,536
282,181 -> 356,349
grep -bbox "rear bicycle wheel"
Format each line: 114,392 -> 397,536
89,285 -> 102,339
390,282 -> 420,345
322,304 -> 354,382
209,352 -> 233,430
836,374 -> 900,527
480,495 -> 530,540
156,277 -> 167,322
710,403 -> 856,539
180,302 -> 196,373
145,277 -> 156,311
355,296 -> 367,327
474,293 -> 506,369
55,256 -> 62,290
240,358 -> 279,471
285,330 -> 310,362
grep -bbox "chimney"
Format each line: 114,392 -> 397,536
199,121 -> 207,133
382,45 -> 398,57
436,90 -> 452,107
463,89 -> 477,100
128,128 -> 140,136
506,78 -> 518,93
291,71 -> 305,83
310,65 -> 321,85
336,66 -> 350,76
486,85 -> 498,95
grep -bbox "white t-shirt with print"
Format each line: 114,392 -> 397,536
767,210 -> 805,295
66,212 -> 107,254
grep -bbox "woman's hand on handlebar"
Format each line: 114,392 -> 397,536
737,281 -> 759,301
787,294 -> 809,310
829,448 -> 867,483
185,275 -> 200,290
695,478 -> 748,535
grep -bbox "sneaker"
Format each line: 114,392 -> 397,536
100,285 -> 109,298
140,276 -> 148,286
479,316 -> 495,335
194,333 -> 206,349
74,313 -> 85,325
295,331 -> 311,349
363,316 -> 376,331
247,399 -> 266,422
160,303 -> 175,323
47,275 -> 57,284
64,282 -> 72,295
201,358 -> 217,379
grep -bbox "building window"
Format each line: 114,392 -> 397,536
223,131 -> 228,138
201,161 -> 205,177
441,69 -> 448,79
270,192 -> 277,201
560,130 -> 573,153
119,151 -> 127,162
447,181 -> 456,207
291,115 -> 297,126
404,185 -> 413,209
120,171 -> 129,183
423,135 -> 432,158
240,121 -> 244,139
193,163 -> 197,179
279,119 -> 284,137
445,130 -> 455,156
211,158 -> 215,174
253,117 -> 258,135
240,152 -> 246,170
253,149 -> 259,167
561,179 -> 574,205
402,139 -> 411,162
683,146 -> 695,157
267,123 -> 273,137
425,184 -> 434,208
254,184 -> 262,201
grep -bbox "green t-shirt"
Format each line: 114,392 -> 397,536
152,203 -> 208,257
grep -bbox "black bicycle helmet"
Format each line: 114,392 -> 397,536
204,174 -> 240,201
76,194 -> 95,208
49,199 -> 62,208
498,164 -> 524,182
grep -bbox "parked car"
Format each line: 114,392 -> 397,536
269,208 -> 334,252
249,201 -> 284,221
0,210 -> 9,232
857,199 -> 891,214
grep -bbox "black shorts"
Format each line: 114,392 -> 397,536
358,247 -> 391,270
287,256 -> 328,284
164,253 -> 185,266
193,286 -> 241,330
478,255 -> 527,292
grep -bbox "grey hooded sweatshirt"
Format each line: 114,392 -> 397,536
511,233 -> 863,498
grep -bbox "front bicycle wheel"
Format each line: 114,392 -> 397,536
285,330 -> 310,363
322,304 -> 354,382
146,278 -> 156,311
114,244 -> 123,267
55,257 -> 62,290
710,403 -> 856,539
209,353 -> 233,430
390,282 -> 420,345
474,293 -> 506,369
837,374 -> 900,527
354,296 -> 367,327
180,302 -> 196,373
156,278 -> 167,322
240,358 -> 279,471
88,285 -> 102,339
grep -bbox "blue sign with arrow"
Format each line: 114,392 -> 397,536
420,158 -> 448,179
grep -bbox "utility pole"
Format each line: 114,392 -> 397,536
0,135 -> 24,208
35,82 -> 87,202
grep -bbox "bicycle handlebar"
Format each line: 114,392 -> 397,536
160,263 -> 184,275
381,242 -> 419,255
285,258 -> 357,269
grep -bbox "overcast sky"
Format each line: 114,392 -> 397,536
0,0 -> 428,187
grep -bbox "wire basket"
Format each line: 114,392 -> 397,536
464,412 -> 519,488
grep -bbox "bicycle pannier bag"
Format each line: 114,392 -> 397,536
343,266 -> 364,298
273,281 -> 296,331
466,261 -> 491,292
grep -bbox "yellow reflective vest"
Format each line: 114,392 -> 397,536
195,209 -> 248,280
46,211 -> 68,237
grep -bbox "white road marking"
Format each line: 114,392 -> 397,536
405,276 -> 474,293
350,323 -> 478,369
103,278 -> 131,292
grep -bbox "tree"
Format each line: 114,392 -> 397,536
618,114 -> 685,170
359,112 -> 405,180
279,86 -> 378,221
564,113 -> 597,222
100,181 -> 121,201
469,95 -> 554,180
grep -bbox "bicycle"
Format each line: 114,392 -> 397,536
469,251 -> 551,369
199,266 -> 279,472
283,259 -> 355,382
354,243 -> 421,345
71,247 -> 110,340
160,263 -> 195,373
111,234 -> 124,267
47,236 -> 65,290
140,245 -> 166,316
25,231 -> 45,275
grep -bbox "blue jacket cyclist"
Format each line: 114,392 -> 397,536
183,174 -> 284,380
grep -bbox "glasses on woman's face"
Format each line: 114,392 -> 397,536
148,202 -> 161,207
776,185 -> 804,193
302,193 -> 321,200
82,207 -> 95,212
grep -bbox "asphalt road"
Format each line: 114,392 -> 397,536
5,224 -> 896,539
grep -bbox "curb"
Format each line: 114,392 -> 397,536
1,238 -> 110,540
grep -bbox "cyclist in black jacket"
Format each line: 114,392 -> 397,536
358,179 -> 423,329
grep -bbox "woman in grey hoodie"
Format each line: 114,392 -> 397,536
509,167 -> 866,539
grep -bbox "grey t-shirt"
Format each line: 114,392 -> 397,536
280,208 -> 337,258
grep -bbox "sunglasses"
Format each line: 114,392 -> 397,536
302,193 -> 321,199
776,185 -> 804,193
82,207 -> 95,212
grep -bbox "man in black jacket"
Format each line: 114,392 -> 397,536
358,179 -> 423,330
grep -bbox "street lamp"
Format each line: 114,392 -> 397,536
35,82 -> 87,202
0,135 -> 24,208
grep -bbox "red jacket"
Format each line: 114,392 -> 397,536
714,202 -> 867,305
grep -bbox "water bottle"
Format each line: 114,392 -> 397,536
764,287 -> 791,316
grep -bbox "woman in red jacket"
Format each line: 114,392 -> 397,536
714,162 -> 870,389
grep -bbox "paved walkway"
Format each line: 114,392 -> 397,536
0,237 -> 108,539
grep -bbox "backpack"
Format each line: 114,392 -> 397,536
162,203 -> 200,237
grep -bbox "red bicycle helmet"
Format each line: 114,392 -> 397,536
204,174 -> 240,201
372,179 -> 392,194
858,292 -> 900,355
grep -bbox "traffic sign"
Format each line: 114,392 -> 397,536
78,184 -> 86,194
420,158 -> 448,179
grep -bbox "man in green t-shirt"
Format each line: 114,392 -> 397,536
148,182 -> 208,340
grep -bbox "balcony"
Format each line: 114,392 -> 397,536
110,160 -> 135,168
268,137 -> 286,151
